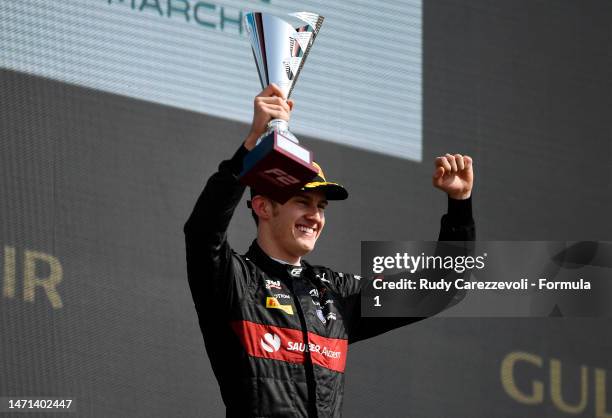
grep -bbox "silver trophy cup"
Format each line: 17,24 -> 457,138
240,12 -> 324,203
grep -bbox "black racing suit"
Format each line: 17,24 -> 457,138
184,146 -> 475,417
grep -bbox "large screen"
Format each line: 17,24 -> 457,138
2,0 -> 611,417
1,0 -> 422,160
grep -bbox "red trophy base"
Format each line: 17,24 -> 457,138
239,130 -> 318,204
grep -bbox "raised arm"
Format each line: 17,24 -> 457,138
434,154 -> 475,241
183,84 -> 293,311
342,153 -> 476,343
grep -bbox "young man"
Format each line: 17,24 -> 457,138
184,84 -> 475,417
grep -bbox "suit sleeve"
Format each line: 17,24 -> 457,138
344,197 -> 476,344
183,145 -> 250,313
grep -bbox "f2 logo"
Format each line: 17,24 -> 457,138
264,168 -> 299,186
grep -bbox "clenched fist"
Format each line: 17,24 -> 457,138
433,154 -> 474,200
244,84 -> 294,150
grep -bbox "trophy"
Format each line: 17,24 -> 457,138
240,11 -> 325,203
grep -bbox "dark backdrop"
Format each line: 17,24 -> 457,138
1,0 -> 611,416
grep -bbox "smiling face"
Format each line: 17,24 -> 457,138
256,190 -> 328,261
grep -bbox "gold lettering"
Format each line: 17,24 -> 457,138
23,250 -> 63,309
501,351 -> 544,405
3,245 -> 16,298
550,358 -> 588,414
596,369 -> 612,418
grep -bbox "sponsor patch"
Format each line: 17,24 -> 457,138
230,320 -> 348,372
266,297 -> 294,315
265,279 -> 282,290
316,309 -> 327,324
317,273 -> 330,283
287,341 -> 342,359
290,267 -> 303,277
260,333 -> 281,353
274,293 -> 291,299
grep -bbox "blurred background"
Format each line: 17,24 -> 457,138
1,0 -> 611,416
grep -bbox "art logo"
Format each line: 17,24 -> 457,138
266,297 -> 293,315
260,333 -> 281,353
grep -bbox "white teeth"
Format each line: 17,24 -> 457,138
297,225 -> 315,234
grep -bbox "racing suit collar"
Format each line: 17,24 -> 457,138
246,240 -> 306,279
